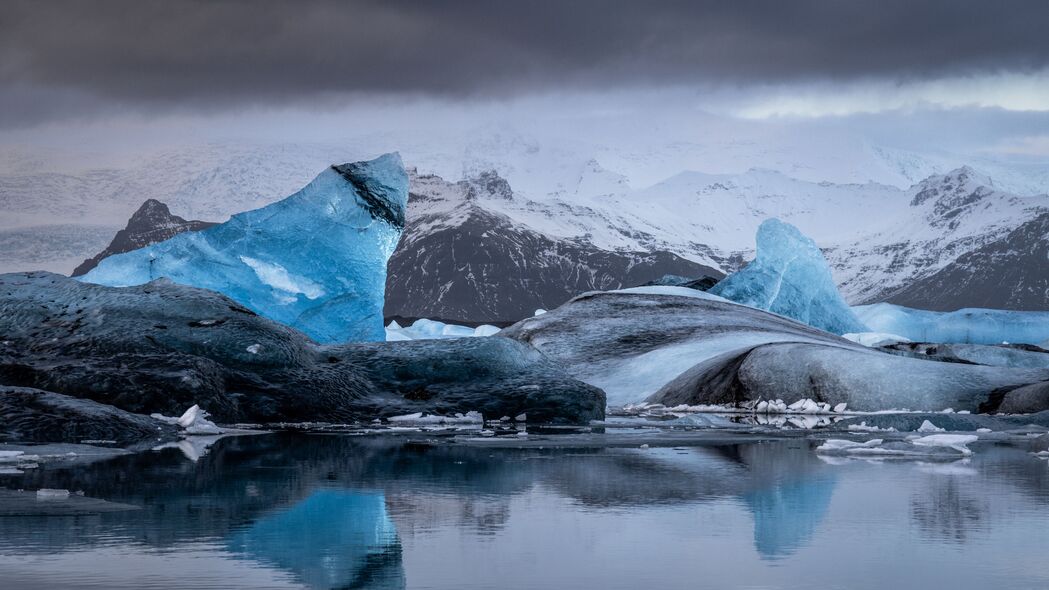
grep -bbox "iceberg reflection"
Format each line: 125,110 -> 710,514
227,489 -> 405,589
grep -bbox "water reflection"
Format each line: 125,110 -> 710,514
227,490 -> 404,589
1,433 -> 1049,589
910,470 -> 989,544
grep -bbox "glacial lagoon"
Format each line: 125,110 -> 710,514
3,426 -> 1049,590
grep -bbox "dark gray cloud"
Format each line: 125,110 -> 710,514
2,0 -> 1048,124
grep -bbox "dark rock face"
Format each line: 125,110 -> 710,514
71,199 -> 216,276
0,272 -> 604,425
884,212 -> 1049,311
0,386 -> 177,445
386,203 -> 721,323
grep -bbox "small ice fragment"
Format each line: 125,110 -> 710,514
833,403 -> 848,413
246,344 -> 261,354
911,434 -> 978,456
816,439 -> 884,454
36,488 -> 70,500
177,404 -> 222,435
640,444 -> 650,449
533,309 -> 547,316
515,413 -> 527,422
917,420 -> 946,433
976,428 -> 992,433
473,324 -> 501,337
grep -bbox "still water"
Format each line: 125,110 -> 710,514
2,431 -> 1049,589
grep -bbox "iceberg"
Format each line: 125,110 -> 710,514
710,219 -> 867,335
80,154 -> 408,343
501,287 -> 863,406
854,302 -> 1049,346
1,272 -> 605,428
650,340 -> 1049,413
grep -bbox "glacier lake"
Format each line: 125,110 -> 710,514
2,427 -> 1049,590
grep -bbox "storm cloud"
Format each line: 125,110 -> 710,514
3,0 -> 1049,123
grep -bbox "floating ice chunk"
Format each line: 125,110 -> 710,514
842,332 -> 912,347
976,428 -> 993,433
816,439 -> 887,454
81,154 -> 408,343
177,404 -> 222,435
386,411 -> 484,425
36,488 -> 70,500
710,219 -> 868,334
917,420 -> 946,433
0,450 -> 25,461
911,434 -> 978,456
848,422 -> 897,433
818,433 -> 979,457
533,309 -> 547,316
853,303 -> 1049,345
246,344 -> 261,354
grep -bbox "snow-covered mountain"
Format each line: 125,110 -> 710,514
3,139 -> 1048,317
387,171 -> 719,321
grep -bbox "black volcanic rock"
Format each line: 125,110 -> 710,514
0,272 -> 605,427
71,199 -> 216,276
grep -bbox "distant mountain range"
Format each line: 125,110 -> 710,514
55,164 -> 1049,322
2,137 -> 1047,321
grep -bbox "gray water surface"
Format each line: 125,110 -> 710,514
1,430 -> 1048,589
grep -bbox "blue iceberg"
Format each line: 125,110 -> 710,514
711,219 -> 867,335
854,303 -> 1049,345
80,154 -> 408,343
226,490 -> 404,589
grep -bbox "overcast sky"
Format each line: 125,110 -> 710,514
3,0 -> 1049,176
